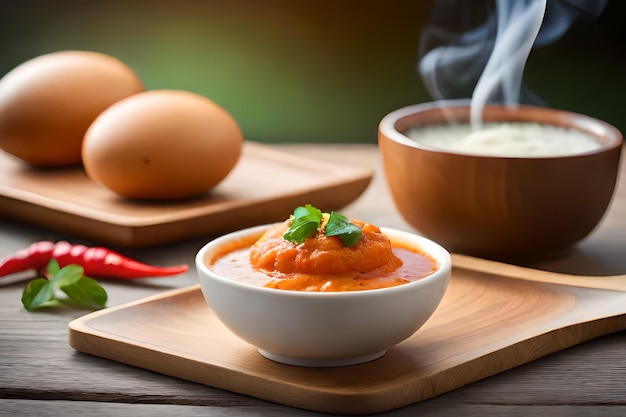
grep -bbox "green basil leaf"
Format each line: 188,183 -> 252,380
21,261 -> 108,312
325,212 -> 363,247
60,276 -> 108,310
52,263 -> 84,287
21,278 -> 55,311
47,258 -> 61,276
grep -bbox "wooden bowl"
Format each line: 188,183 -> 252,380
378,100 -> 623,262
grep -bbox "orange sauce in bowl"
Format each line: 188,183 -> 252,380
208,221 -> 439,292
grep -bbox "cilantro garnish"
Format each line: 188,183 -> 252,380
283,204 -> 362,247
325,212 -> 363,247
282,205 -> 322,244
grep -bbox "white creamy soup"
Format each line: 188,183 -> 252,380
406,122 -> 602,157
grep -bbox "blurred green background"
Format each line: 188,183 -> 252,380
1,0 -> 624,143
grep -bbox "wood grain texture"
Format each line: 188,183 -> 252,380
2,144 -> 626,417
0,141 -> 372,247
4,399 -> 626,417
68,265 -> 626,415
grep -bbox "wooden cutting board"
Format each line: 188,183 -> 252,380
68,254 -> 626,415
0,141 -> 372,246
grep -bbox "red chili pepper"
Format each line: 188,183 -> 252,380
0,240 -> 188,279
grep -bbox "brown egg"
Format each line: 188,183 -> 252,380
82,89 -> 243,199
0,50 -> 143,167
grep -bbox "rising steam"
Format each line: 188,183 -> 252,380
418,0 -> 608,128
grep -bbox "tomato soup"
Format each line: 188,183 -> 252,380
208,222 -> 439,292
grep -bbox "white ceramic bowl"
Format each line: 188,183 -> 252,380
195,224 -> 451,367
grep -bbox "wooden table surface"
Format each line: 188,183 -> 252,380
2,143 -> 626,417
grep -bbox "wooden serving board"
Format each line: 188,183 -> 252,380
68,254 -> 626,415
0,141 -> 372,247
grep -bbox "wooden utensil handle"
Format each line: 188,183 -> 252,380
452,254 -> 626,292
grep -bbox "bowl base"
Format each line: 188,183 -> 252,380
258,349 -> 387,367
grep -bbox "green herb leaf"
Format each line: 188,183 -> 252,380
47,258 -> 61,276
325,212 -> 363,247
21,278 -> 55,311
282,205 -> 363,247
20,260 -> 108,312
51,262 -> 84,288
60,276 -> 108,310
283,204 -> 323,244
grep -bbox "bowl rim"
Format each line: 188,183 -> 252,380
195,223 -> 452,299
378,99 -> 623,159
